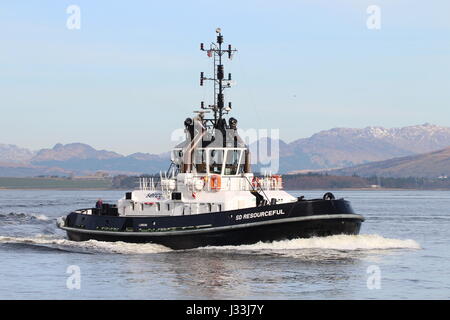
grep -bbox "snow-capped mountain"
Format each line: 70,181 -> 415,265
281,123 -> 450,171
0,144 -> 35,163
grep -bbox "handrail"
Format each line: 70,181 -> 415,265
244,175 -> 270,204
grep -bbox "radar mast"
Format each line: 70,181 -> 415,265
199,28 -> 237,129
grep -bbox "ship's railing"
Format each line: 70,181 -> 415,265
255,174 -> 283,191
139,177 -> 160,191
138,173 -> 282,192
183,174 -> 282,192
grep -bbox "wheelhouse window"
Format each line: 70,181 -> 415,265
208,149 -> 224,174
224,149 -> 242,175
171,148 -> 183,171
193,149 -> 207,173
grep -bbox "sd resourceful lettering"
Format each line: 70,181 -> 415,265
236,209 -> 285,221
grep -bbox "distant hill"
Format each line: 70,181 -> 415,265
0,143 -> 170,177
280,123 -> 450,171
1,123 -> 450,176
330,147 -> 450,178
32,143 -> 122,161
0,144 -> 35,163
250,123 -> 450,173
0,162 -> 73,178
29,143 -> 169,175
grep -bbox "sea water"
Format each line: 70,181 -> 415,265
0,190 -> 448,299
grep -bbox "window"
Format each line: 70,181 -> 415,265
209,149 -> 224,174
193,149 -> 207,173
224,150 -> 242,175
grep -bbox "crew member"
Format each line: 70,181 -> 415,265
95,198 -> 103,209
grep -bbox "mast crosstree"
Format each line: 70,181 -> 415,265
199,28 -> 237,129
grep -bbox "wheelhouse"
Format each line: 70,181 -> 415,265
172,147 -> 247,176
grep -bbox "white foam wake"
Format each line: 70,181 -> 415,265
0,235 -> 172,254
201,234 -> 421,251
31,214 -> 50,221
0,234 -> 421,255
0,212 -> 51,221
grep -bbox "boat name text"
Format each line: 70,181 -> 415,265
236,209 -> 285,221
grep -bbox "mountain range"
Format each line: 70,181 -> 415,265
329,146 -> 450,178
277,123 -> 450,172
0,143 -> 170,177
1,123 -> 450,177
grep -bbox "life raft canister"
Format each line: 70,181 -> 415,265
210,175 -> 222,191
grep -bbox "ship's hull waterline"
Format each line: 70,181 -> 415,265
59,199 -> 364,250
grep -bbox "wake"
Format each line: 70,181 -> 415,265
0,234 -> 420,255
200,234 -> 421,251
0,235 -> 171,254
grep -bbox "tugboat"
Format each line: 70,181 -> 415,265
57,29 -> 364,250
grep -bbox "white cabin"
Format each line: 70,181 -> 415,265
115,146 -> 296,217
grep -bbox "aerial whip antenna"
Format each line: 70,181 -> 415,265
199,28 -> 237,128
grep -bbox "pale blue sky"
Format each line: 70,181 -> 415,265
1,1 -> 449,154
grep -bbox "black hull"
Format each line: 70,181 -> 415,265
65,217 -> 362,250
59,199 -> 364,250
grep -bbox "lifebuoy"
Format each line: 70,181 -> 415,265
210,175 -> 221,191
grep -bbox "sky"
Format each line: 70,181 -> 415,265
0,0 -> 449,155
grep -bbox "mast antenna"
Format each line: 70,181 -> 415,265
199,28 -> 237,128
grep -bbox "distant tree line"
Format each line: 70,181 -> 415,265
282,172 -> 450,190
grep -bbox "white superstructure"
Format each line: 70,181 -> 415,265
113,28 -> 296,217
116,164 -> 296,217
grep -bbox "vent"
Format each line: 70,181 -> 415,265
171,192 -> 182,200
